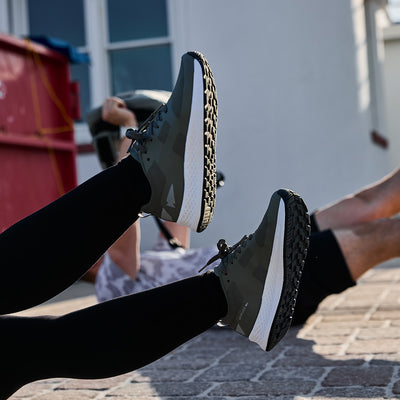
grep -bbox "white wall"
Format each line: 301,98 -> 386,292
75,0 -> 394,251
383,24 -> 400,168
163,0 -> 392,249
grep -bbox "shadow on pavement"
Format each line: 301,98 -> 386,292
130,325 -> 400,399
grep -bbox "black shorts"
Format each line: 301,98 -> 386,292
292,227 -> 356,325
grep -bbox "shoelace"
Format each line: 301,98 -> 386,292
126,104 -> 167,153
198,235 -> 250,273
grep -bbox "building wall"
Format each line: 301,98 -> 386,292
0,0 -> 394,250
383,24 -> 400,169
167,0 -> 392,248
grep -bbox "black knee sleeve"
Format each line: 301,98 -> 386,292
292,229 -> 355,325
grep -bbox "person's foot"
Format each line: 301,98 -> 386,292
127,51 -> 218,232
208,189 -> 310,351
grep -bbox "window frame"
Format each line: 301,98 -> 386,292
6,0 -> 173,144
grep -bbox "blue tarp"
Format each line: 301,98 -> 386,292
27,35 -> 90,64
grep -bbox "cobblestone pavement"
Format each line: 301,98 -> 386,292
10,260 -> 400,400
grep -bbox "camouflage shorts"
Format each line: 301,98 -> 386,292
95,237 -> 218,303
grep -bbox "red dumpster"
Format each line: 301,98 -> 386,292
0,33 -> 78,233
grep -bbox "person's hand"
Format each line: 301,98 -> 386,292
102,97 -> 138,127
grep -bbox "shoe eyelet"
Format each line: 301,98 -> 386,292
147,158 -> 150,162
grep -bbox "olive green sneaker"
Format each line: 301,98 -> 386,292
204,189 -> 310,351
126,51 -> 217,232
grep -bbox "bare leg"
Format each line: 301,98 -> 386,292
314,168 -> 400,230
334,217 -> 400,280
293,217 -> 400,325
161,222 -> 190,248
103,138 -> 191,278
108,221 -> 141,279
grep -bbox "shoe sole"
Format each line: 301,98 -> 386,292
248,189 -> 310,351
176,51 -> 217,233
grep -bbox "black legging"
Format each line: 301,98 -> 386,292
0,156 -> 227,399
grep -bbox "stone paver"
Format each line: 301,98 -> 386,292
9,259 -> 400,399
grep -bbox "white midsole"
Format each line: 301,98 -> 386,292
176,59 -> 204,230
248,199 -> 286,349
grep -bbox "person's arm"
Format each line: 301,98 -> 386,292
102,100 -> 141,278
102,96 -> 138,128
107,221 -> 141,279
161,221 -> 190,249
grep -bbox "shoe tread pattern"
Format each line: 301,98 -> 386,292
188,51 -> 218,232
266,189 -> 310,351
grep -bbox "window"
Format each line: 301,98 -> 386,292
28,0 -> 85,46
23,0 -> 172,123
107,0 -> 168,42
106,0 -> 172,96
27,0 -> 90,120
110,45 -> 172,95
